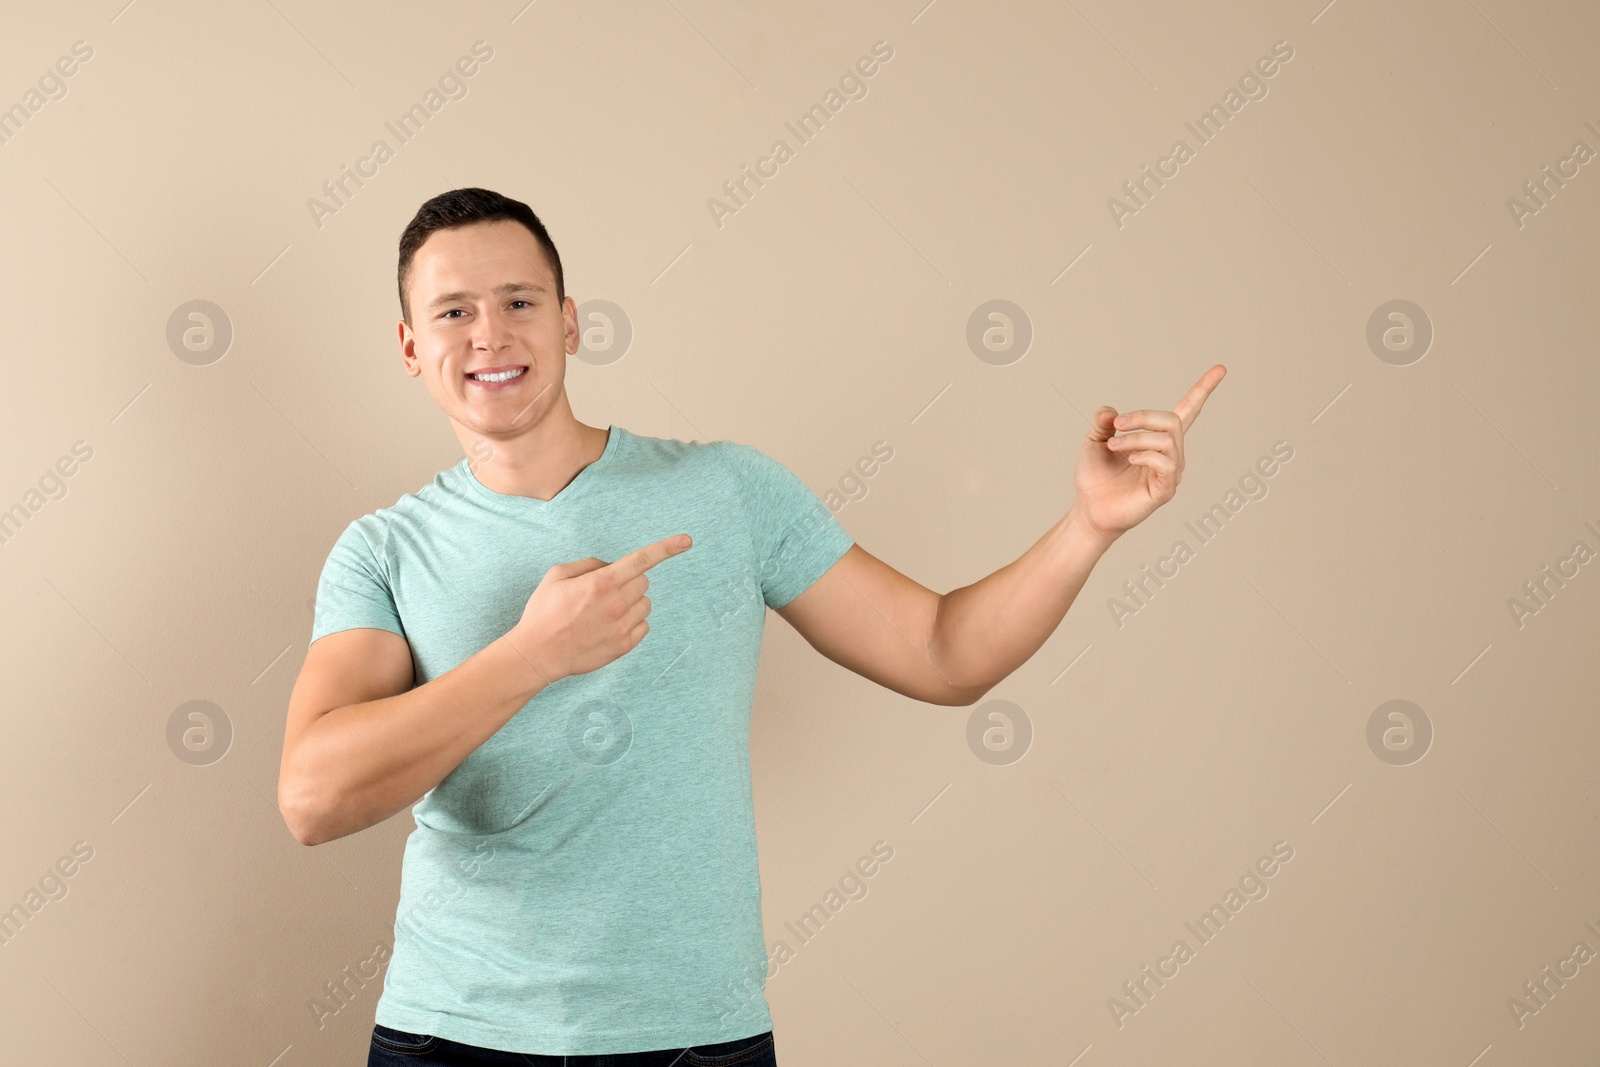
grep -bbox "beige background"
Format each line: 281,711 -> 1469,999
2,0 -> 1597,1064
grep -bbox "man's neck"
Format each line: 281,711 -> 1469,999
465,415 -> 611,501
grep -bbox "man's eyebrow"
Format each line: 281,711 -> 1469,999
427,281 -> 546,309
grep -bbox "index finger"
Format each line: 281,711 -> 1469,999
606,533 -> 693,580
1174,364 -> 1226,431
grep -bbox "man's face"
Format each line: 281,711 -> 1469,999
399,220 -> 576,440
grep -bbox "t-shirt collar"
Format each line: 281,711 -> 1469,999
458,424 -> 622,509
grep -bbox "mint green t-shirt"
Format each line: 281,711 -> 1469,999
309,425 -> 853,1055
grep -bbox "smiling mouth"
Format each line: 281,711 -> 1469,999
467,367 -> 528,383
464,364 -> 531,395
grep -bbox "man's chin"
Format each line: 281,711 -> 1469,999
452,409 -> 542,438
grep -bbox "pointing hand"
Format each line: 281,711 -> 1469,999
1072,365 -> 1226,545
509,534 -> 694,683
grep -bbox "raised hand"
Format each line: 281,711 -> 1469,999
1072,365 -> 1226,545
508,534 -> 694,682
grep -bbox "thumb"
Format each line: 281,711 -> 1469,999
548,556 -> 608,580
1086,406 -> 1118,443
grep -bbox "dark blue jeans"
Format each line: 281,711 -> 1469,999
367,1023 -> 777,1066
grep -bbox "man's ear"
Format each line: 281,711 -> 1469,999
398,320 -> 421,378
563,296 -> 579,354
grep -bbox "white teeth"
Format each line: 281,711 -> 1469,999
470,368 -> 525,383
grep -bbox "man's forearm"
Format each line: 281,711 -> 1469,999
283,629 -> 555,846
930,504 -> 1116,692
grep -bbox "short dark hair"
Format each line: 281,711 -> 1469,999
396,187 -> 565,326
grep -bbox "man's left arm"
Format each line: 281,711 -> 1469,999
776,365 -> 1226,706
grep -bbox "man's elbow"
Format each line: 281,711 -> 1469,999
282,806 -> 326,847
958,684 -> 994,707
931,680 -> 993,707
278,777 -> 331,846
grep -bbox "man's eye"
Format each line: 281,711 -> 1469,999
510,300 -> 532,309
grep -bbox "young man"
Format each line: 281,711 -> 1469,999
277,188 -> 1224,1065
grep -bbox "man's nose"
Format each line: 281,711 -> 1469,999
470,305 -> 513,348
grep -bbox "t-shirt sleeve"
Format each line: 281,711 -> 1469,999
310,518 -> 406,644
716,440 -> 854,610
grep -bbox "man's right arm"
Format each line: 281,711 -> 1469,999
277,531 -> 693,846
276,626 -> 555,846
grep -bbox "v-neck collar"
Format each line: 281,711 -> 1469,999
459,425 -> 622,511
